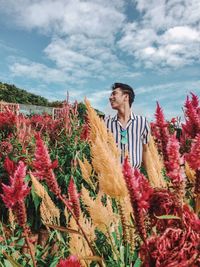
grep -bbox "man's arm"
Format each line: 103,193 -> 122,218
142,143 -> 149,170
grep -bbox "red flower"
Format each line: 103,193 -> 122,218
185,133 -> 200,171
57,256 -> 82,267
140,205 -> 200,266
4,157 -> 16,176
1,161 -> 30,208
68,177 -> 81,220
123,157 -> 153,241
148,189 -> 183,233
151,102 -> 170,160
0,141 -> 13,154
1,161 -> 30,227
165,135 -> 185,199
33,133 -> 61,196
181,93 -> 200,140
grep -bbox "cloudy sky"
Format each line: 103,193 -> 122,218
0,0 -> 200,121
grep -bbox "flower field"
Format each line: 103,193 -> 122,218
0,95 -> 199,267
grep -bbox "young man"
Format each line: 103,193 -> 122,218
105,82 -> 150,168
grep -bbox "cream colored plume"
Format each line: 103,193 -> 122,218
78,157 -> 93,186
30,173 -> 60,226
85,98 -> 108,144
185,161 -> 196,183
69,216 -> 92,267
91,136 -> 127,198
145,136 -> 166,188
81,187 -> 117,234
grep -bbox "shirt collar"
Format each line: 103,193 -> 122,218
112,111 -> 136,121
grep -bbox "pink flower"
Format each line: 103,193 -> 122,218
148,189 -> 183,233
57,256 -> 82,267
140,205 -> 200,266
123,157 -> 153,241
181,93 -> 200,140
151,102 -> 170,160
1,161 -> 30,227
33,133 -> 61,196
165,135 -> 185,184
4,157 -> 16,176
1,161 -> 30,208
0,141 -> 13,154
185,133 -> 200,171
68,177 -> 81,220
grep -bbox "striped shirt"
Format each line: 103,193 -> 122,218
105,112 -> 150,168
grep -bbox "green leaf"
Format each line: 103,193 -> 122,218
3,252 -> 23,267
133,257 -> 142,267
154,214 -> 181,220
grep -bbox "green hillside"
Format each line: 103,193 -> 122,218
0,82 -> 52,106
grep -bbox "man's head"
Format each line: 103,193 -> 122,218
109,82 -> 135,109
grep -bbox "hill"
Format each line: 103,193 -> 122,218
0,82 -> 61,107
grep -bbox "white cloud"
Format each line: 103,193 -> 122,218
9,60 -> 72,83
119,0 -> 200,69
0,0 -> 125,39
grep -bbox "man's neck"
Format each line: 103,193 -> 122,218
117,107 -> 132,128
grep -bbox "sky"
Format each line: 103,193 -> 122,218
0,0 -> 200,121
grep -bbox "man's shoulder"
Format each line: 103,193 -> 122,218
133,113 -> 148,122
104,114 -> 116,122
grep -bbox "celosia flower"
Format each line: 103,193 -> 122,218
140,205 -> 200,266
1,161 -> 30,208
123,157 -> 153,241
0,141 -> 13,154
4,157 -> 16,176
151,102 -> 170,161
68,177 -> 81,220
1,161 -> 30,227
181,93 -> 200,140
185,133 -> 200,171
57,255 -> 82,267
165,135 -> 184,183
33,133 -> 61,196
148,189 -> 183,233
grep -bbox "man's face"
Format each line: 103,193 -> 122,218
109,88 -> 127,110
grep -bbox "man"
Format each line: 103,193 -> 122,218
105,82 -> 150,168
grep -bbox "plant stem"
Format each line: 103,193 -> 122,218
24,229 -> 37,267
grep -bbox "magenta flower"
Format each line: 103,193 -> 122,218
123,157 -> 153,241
57,256 -> 82,267
1,161 -> 30,208
140,205 -> 200,266
68,177 -> 81,220
33,133 -> 61,196
182,93 -> 200,140
185,133 -> 200,171
3,156 -> 16,176
1,161 -> 30,227
151,102 -> 170,161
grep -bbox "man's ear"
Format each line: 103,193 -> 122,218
124,94 -> 129,102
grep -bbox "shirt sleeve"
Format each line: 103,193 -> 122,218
142,118 -> 150,144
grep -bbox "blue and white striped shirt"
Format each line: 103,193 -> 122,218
105,112 -> 150,168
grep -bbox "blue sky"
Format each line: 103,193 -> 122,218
0,0 -> 200,121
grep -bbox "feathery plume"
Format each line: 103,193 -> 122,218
78,157 -> 93,186
33,133 -> 61,196
68,177 -> 81,220
165,135 -> 185,199
30,173 -> 60,226
91,136 -> 127,198
145,136 -> 166,188
151,102 -> 170,161
84,99 -> 108,143
123,157 -> 153,241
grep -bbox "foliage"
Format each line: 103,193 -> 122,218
0,93 -> 199,267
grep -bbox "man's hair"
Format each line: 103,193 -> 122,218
112,82 -> 135,107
